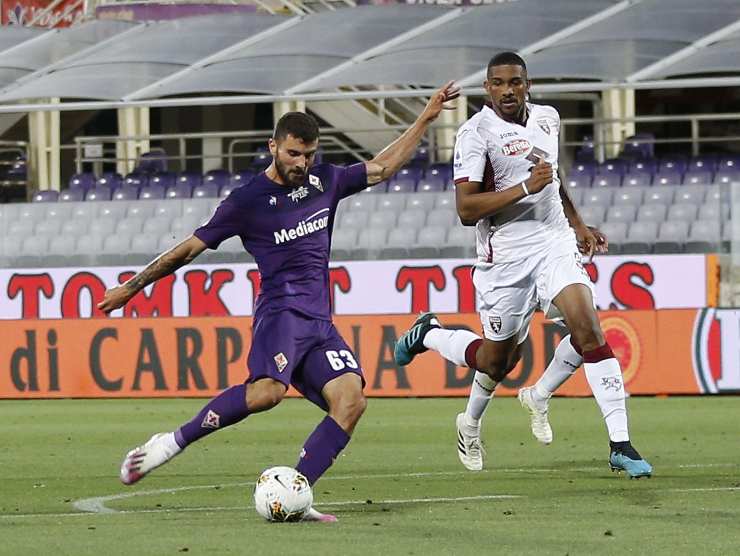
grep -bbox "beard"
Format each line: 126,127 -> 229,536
275,159 -> 306,187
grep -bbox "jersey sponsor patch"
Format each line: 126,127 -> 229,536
501,139 -> 531,156
274,352 -> 288,372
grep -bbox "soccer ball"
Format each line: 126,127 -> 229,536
253,466 -> 313,522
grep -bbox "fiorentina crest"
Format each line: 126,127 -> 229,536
274,352 -> 289,373
201,410 -> 221,429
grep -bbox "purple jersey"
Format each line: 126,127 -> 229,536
194,163 -> 367,321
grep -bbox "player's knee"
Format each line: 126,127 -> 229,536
335,392 -> 367,424
245,379 -> 286,413
477,350 -> 514,382
569,323 -> 604,353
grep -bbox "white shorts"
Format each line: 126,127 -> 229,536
474,240 -> 595,343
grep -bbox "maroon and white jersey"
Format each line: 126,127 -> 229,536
453,103 -> 574,263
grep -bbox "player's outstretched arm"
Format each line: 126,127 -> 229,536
364,81 -> 460,185
97,235 -> 208,314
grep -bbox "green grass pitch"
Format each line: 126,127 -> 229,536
1,396 -> 738,555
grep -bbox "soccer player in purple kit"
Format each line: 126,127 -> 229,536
97,81 -> 460,522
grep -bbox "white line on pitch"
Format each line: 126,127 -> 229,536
4,494 -> 521,520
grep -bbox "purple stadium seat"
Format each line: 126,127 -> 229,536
653,170 -> 682,186
659,157 -> 688,174
593,174 -> 622,188
683,170 -> 713,185
193,183 -> 220,198
575,136 -> 595,162
124,173 -> 149,188
165,184 -> 193,199
718,155 -> 740,169
204,169 -> 231,188
621,133 -> 655,160
630,159 -> 658,174
112,186 -> 140,201
714,169 -> 740,184
59,188 -> 85,202
565,173 -> 592,188
394,166 -> 423,184
388,176 -> 416,193
138,185 -> 166,200
416,175 -> 446,192
230,171 -> 254,187
250,148 -> 272,172
219,184 -> 236,198
412,145 -> 430,166
688,155 -> 718,172
69,172 -> 96,190
570,161 -> 597,176
136,151 -> 167,174
150,172 -> 177,188
85,186 -> 113,201
622,172 -> 652,187
177,172 -> 202,188
428,163 -> 452,181
7,156 -> 26,181
368,181 -> 389,194
598,159 -> 629,176
32,190 -> 59,202
95,175 -> 119,190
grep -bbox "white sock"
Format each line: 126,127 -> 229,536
533,335 -> 583,402
464,371 -> 498,428
584,358 -> 629,442
423,328 -> 481,367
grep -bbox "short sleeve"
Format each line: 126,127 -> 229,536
193,200 -> 242,249
453,127 -> 486,185
335,163 -> 368,199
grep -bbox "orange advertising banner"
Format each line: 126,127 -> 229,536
1,309 -> 737,399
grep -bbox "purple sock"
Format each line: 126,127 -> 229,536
295,416 -> 350,485
175,383 -> 249,449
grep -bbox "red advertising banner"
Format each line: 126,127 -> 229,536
2,0 -> 83,27
0,255 -> 709,320
2,309 -> 737,399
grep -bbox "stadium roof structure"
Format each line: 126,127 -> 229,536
0,20 -> 135,91
0,0 -> 739,113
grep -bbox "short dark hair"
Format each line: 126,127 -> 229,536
487,51 -> 527,75
273,112 -> 319,143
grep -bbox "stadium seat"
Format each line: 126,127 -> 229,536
613,187 -> 643,206
154,200 -> 182,219
441,226 -> 476,258
704,186 -> 721,203
89,218 -> 115,236
21,235 -> 48,256
377,195 -> 407,214
606,205 -> 636,223
61,219 -> 88,236
32,190 -> 59,202
380,228 -> 412,259
182,199 -> 212,220
96,175 -> 121,190
48,235 -> 77,256
339,211 -> 369,230
714,169 -> 740,184
565,173 -> 592,188
397,209 -> 426,230
674,185 -> 705,205
355,228 -> 387,259
193,183 -> 219,198
344,195 -> 377,213
69,173 -> 96,190
171,214 -> 202,236
70,203 -> 97,220
653,221 -> 689,254
570,162 -> 597,176
136,151 -> 168,174
112,186 -> 140,201
85,186 -> 113,202
98,203 -> 128,221
427,208 -> 456,228
599,221 -> 628,248
667,203 -> 698,221
598,159 -> 628,176
157,232 -> 178,252
101,172 -> 124,188
44,204 -> 72,220
688,155 -> 718,172
622,172 -> 652,187
204,169 -> 231,188
620,133 -> 654,160
630,159 -> 658,174
150,172 -> 177,189
718,155 -> 740,169
593,174 -> 622,188
103,234 -> 132,255
574,136 -> 595,162
388,176 -> 416,193
623,221 -> 658,254
76,235 -> 104,255
59,189 -> 85,202
131,233 -> 159,255
17,203 -> 44,221
427,164 -> 452,184
653,170 -> 682,186
219,184 -> 237,198
36,219 -> 62,236
143,216 -> 172,236
124,173 -> 149,188
637,204 -> 666,223
230,171 -> 254,187
417,175 -> 446,192
406,193 -> 436,212
578,205 -> 605,225
698,203 -> 727,221
116,217 -> 144,235
411,227 -> 446,258
249,149 -> 272,172
683,170 -> 713,185
369,211 -> 397,229
659,157 -> 688,174
434,192 -> 455,210
331,228 -> 357,260
395,166 -> 423,183
178,172 -> 202,189
139,185 -> 166,200
582,188 -> 613,206
686,220 -> 721,253
643,187 -> 674,205
127,202 -> 155,219
165,184 -> 193,199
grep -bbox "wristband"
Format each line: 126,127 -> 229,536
521,182 -> 529,196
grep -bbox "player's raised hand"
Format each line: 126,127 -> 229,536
97,285 -> 135,315
420,81 -> 461,123
524,159 -> 553,194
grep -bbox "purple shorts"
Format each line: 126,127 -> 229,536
247,310 -> 365,411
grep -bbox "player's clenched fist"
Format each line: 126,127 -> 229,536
524,160 -> 553,194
